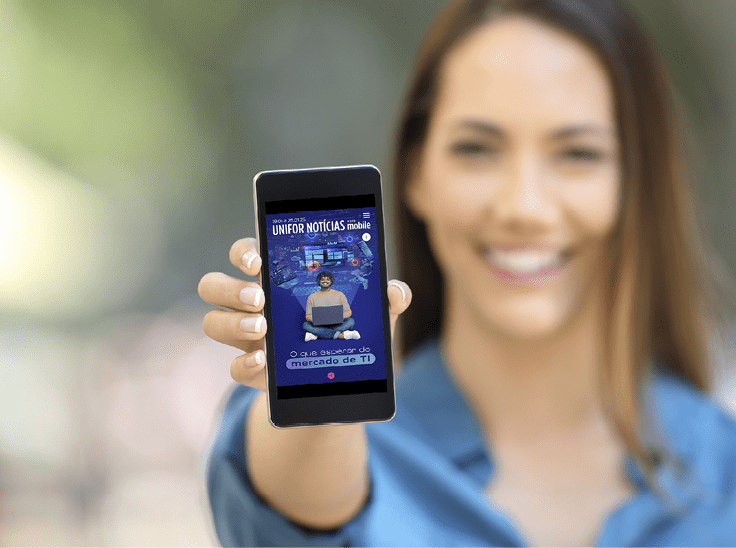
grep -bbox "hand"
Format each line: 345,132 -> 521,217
198,237 -> 412,392
198,238 -> 267,391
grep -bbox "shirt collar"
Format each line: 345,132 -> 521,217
396,338 -> 707,513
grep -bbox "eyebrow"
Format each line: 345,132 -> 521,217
453,119 -> 615,140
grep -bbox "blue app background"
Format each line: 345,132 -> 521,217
266,207 -> 387,387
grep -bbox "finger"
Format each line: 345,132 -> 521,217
203,309 -> 267,348
230,350 -> 267,392
387,279 -> 412,316
387,280 -> 412,338
198,272 -> 265,312
229,238 -> 263,278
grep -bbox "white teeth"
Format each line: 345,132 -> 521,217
486,249 -> 565,274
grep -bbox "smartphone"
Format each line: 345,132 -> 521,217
253,165 -> 396,427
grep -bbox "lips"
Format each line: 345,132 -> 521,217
475,242 -> 575,261
471,241 -> 578,285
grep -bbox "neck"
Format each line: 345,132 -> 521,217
442,281 -> 608,444
320,286 -> 331,292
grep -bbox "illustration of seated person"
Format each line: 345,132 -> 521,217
303,271 -> 361,341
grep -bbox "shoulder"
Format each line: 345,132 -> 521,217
648,368 -> 736,500
649,368 -> 736,441
395,341 -> 443,394
389,341 -> 460,440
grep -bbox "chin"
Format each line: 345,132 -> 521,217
494,314 -> 565,342
480,295 -> 579,343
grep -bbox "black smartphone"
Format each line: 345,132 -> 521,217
253,165 -> 396,428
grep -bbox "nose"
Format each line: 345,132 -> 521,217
490,153 -> 559,230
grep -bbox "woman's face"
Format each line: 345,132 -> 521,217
408,15 -> 621,341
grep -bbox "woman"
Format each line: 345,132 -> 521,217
199,0 -> 736,545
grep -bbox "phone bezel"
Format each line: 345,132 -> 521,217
253,165 -> 396,428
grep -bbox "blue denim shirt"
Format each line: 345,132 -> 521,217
206,340 -> 736,546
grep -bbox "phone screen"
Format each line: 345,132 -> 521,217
264,194 -> 389,400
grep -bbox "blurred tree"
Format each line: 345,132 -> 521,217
0,0 -> 733,327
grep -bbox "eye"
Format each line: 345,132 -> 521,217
560,148 -> 604,162
449,141 -> 498,157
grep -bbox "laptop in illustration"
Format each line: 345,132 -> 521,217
312,305 -> 344,326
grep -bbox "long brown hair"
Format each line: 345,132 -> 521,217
394,0 -> 736,485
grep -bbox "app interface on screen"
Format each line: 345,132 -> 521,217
265,195 -> 387,398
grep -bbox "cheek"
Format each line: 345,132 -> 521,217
414,165 -> 490,230
417,183 -> 481,261
560,176 -> 621,236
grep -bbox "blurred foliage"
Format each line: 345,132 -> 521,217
0,0 -> 733,327
0,0 -> 236,217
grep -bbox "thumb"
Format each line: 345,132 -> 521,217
387,280 -> 412,340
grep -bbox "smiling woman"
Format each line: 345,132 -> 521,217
203,0 -> 736,546
397,0 -> 734,466
406,15 -> 622,337
393,0 -> 736,542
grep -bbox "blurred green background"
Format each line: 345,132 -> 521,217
1,1 -> 734,545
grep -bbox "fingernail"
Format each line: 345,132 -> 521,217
246,351 -> 265,367
240,287 -> 263,307
240,316 -> 265,333
390,282 -> 406,303
242,251 -> 259,270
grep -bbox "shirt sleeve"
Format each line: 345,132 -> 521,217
306,294 -> 314,316
340,292 -> 350,313
206,384 -> 375,547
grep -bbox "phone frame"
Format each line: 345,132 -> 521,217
253,165 -> 396,428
